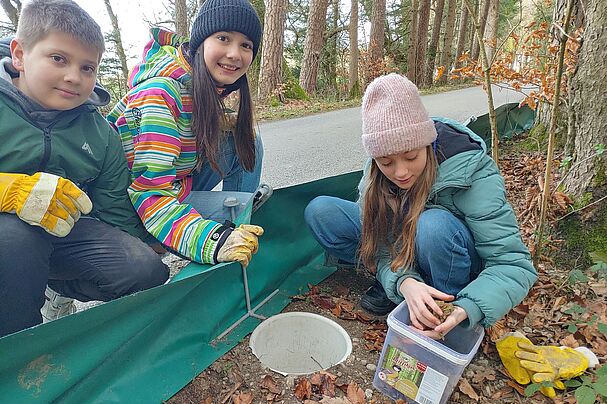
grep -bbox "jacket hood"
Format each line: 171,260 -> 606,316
128,28 -> 191,89
430,117 -> 487,196
0,36 -> 111,109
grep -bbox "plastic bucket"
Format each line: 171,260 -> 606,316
249,312 -> 352,375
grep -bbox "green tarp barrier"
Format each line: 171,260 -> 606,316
464,103 -> 535,150
0,172 -> 361,403
0,103 -> 535,402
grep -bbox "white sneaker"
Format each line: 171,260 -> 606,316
41,286 -> 76,323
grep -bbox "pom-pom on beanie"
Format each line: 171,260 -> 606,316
361,73 -> 437,158
189,0 -> 262,60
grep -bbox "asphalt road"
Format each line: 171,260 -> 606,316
259,85 -> 524,189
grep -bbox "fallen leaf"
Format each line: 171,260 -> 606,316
559,334 -> 579,348
458,379 -> 479,401
589,281 -> 607,296
232,391 -> 253,404
506,380 -> 526,396
202,398 -> 213,404
590,337 -> 607,356
486,319 -> 508,342
310,373 -> 322,386
260,374 -> 281,395
294,378 -> 312,401
319,397 -> 350,403
491,387 -> 513,399
311,295 -> 336,310
308,284 -> 320,295
354,311 -> 373,323
333,285 -> 350,296
346,383 -> 365,404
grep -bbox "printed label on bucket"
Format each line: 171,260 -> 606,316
377,345 -> 448,404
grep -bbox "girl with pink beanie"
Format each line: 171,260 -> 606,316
305,74 -> 536,338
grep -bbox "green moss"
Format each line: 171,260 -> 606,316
518,123 -> 547,152
592,160 -> 605,188
559,202 -> 607,263
283,78 -> 309,101
573,192 -> 594,210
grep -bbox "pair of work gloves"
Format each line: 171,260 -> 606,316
0,172 -> 263,268
496,331 -> 598,398
0,172 -> 92,237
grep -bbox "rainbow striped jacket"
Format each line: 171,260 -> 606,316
107,28 -> 225,264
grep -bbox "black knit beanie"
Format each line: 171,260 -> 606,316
189,0 -> 262,60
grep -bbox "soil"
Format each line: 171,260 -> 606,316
166,264 -> 549,404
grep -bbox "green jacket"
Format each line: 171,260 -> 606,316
368,117 -> 537,329
0,53 -> 149,241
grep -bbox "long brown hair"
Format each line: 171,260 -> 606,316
359,145 -> 438,273
190,48 -> 256,173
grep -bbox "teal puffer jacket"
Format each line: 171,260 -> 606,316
366,117 -> 537,329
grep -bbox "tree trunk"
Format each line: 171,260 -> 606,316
322,0 -> 339,92
455,0 -> 469,68
415,0 -> 431,86
565,0 -> 606,198
258,0 -> 288,101
174,0 -> 189,37
483,0 -> 500,62
470,0 -> 490,61
463,0 -> 499,163
368,0 -> 386,79
348,0 -> 360,97
103,0 -> 129,92
438,0 -> 458,83
300,0 -> 330,95
0,0 -> 20,28
407,0 -> 419,80
425,0 -> 446,86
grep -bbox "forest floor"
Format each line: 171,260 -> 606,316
167,132 -> 607,404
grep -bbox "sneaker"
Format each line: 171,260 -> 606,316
41,286 -> 76,323
360,280 -> 397,316
324,253 -> 358,270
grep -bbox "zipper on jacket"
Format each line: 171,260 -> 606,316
38,122 -> 58,171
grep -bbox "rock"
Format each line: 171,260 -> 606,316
360,359 -> 367,366
365,389 -> 374,399
366,363 -> 376,372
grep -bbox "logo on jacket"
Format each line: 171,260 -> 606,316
82,142 -> 94,156
132,107 -> 142,135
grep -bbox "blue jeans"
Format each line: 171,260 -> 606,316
304,196 -> 482,296
187,133 -> 263,222
0,214 -> 169,338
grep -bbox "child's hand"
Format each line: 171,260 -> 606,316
420,306 -> 468,339
399,278 -> 454,330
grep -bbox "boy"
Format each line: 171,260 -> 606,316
0,0 -> 169,338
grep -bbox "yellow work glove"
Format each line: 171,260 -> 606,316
216,224 -> 264,268
496,332 -> 535,385
496,332 -> 593,399
515,342 -> 589,398
0,172 -> 92,237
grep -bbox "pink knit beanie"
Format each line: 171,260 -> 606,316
361,74 -> 437,158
